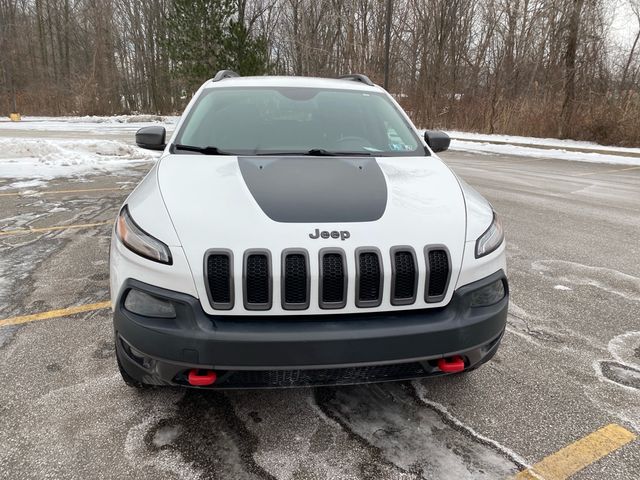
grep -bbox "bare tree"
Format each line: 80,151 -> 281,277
0,0 -> 638,145
559,0 -> 584,138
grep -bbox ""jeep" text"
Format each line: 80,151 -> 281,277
309,229 -> 350,241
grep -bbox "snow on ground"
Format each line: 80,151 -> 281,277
445,130 -> 640,166
0,138 -> 158,188
0,115 -> 179,134
448,139 -> 640,166
0,116 -> 172,189
447,130 -> 640,155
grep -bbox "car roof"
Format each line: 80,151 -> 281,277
203,75 -> 383,92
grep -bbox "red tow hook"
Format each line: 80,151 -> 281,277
187,369 -> 217,386
437,355 -> 465,373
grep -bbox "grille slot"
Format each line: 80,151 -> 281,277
426,247 -> 450,302
282,250 -> 310,310
319,249 -> 347,309
391,248 -> 417,305
243,251 -> 272,310
356,249 -> 383,307
205,250 -> 233,310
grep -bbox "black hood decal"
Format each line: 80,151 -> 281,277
238,156 -> 387,223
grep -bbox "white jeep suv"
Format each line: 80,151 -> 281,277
110,71 -> 507,388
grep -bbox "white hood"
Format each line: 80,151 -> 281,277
157,154 -> 466,315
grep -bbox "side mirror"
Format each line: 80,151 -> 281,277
136,126 -> 166,151
424,130 -> 450,153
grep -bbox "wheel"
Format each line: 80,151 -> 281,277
116,352 -> 150,389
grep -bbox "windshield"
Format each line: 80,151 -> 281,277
174,87 -> 425,156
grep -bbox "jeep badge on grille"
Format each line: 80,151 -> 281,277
309,229 -> 350,241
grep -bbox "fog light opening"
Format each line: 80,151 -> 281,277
470,279 -> 506,307
120,337 -> 154,369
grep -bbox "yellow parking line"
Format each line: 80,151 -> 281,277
0,186 -> 127,197
514,424 -> 636,479
0,220 -> 112,236
0,301 -> 111,328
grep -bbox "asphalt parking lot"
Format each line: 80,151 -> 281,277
0,126 -> 638,479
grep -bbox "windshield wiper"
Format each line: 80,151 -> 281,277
306,148 -> 336,156
307,149 -> 372,156
173,144 -> 234,155
255,149 -> 372,157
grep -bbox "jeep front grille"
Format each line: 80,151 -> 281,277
319,249 -> 347,308
282,250 -> 309,309
204,246 -> 452,311
204,250 -> 233,310
244,251 -> 272,310
425,247 -> 451,303
391,248 -> 418,305
356,249 -> 382,307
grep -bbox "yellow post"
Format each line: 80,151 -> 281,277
9,112 -> 21,122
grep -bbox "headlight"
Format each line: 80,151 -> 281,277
475,211 -> 504,258
124,289 -> 176,318
115,205 -> 172,264
470,279 -> 506,307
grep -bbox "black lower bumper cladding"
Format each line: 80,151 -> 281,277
114,270 -> 508,389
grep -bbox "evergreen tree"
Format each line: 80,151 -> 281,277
166,0 -> 269,95
223,20 -> 270,76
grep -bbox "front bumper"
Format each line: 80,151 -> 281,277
114,270 -> 508,388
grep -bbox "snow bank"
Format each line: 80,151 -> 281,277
447,130 -> 640,155
0,114 -> 179,124
0,137 -> 153,160
0,138 -> 158,184
416,129 -> 640,165
449,139 -> 640,166
0,115 -> 179,133
63,114 -> 179,124
410,130 -> 640,166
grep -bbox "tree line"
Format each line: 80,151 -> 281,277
1,0 -> 639,145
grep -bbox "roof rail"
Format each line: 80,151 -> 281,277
212,70 -> 240,82
338,74 -> 375,87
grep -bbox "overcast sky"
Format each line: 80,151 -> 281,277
609,1 -> 640,48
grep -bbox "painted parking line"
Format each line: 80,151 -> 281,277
514,423 -> 636,479
0,220 -> 112,236
0,186 -> 128,197
0,301 -> 111,328
573,165 -> 640,177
